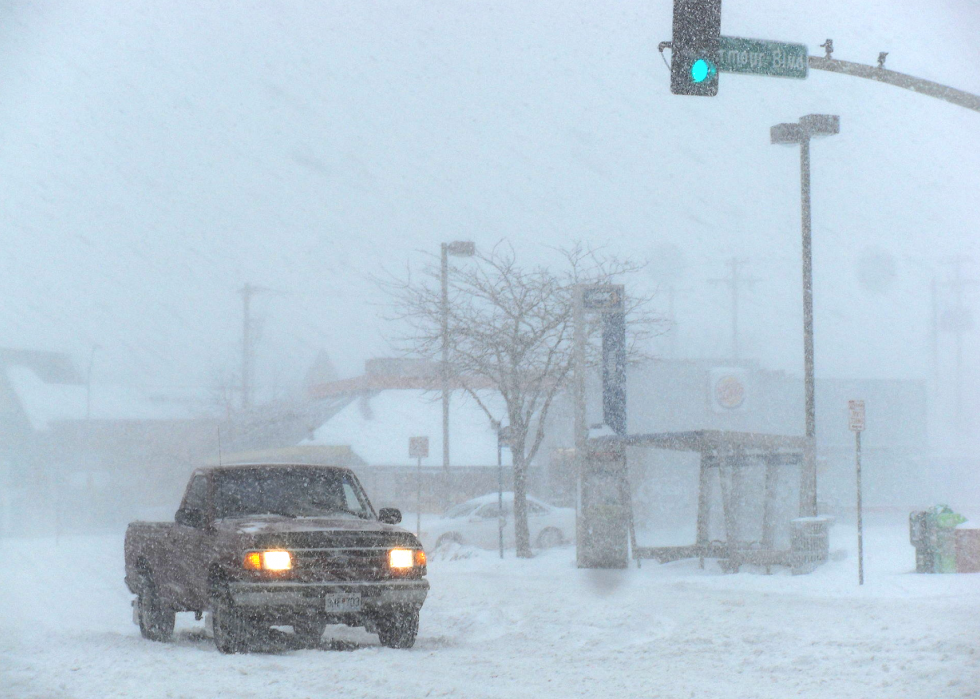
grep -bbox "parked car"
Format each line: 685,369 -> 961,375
422,492 -> 574,551
124,464 -> 428,652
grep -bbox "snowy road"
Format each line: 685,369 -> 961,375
1,521 -> 978,699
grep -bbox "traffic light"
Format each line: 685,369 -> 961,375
670,0 -> 722,96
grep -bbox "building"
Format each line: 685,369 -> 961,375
304,359 -> 516,512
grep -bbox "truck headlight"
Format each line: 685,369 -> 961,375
388,548 -> 415,569
243,550 -> 293,571
388,548 -> 426,569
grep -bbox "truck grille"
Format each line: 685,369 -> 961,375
292,548 -> 392,582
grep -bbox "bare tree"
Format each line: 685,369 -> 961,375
383,243 -> 659,557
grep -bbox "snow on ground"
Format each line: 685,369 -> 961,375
1,513 -> 978,699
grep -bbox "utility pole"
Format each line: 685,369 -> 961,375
85,344 -> 101,421
709,257 -> 759,361
663,284 -> 695,359
666,285 -> 678,358
930,276 -> 939,384
238,283 -> 283,411
938,257 -> 978,437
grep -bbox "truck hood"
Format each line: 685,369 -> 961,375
216,515 -> 421,550
218,515 -> 402,536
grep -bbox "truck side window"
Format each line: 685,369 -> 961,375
183,475 -> 207,512
342,482 -> 362,512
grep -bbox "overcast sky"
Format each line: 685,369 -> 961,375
0,1 -> 977,419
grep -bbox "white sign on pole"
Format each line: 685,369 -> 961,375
848,400 -> 865,432
409,436 -> 429,459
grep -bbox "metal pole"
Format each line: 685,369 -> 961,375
498,432 -> 504,559
441,244 -> 450,472
800,136 -> 818,518
85,345 -> 98,421
808,55 -> 980,114
856,430 -> 864,585
573,286 -> 587,566
416,456 -> 422,537
242,283 -> 252,411
930,277 -> 938,383
955,319 -> 963,438
732,263 -> 740,361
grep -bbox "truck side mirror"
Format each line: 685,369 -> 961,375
378,508 -> 402,525
175,507 -> 205,529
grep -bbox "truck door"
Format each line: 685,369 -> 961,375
169,474 -> 210,608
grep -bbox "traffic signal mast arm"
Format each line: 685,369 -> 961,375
808,54 -> 980,114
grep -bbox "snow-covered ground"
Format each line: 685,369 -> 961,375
1,514 -> 978,699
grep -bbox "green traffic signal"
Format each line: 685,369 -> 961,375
670,0 -> 721,96
690,58 -> 717,83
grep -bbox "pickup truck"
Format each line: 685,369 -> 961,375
124,463 -> 428,653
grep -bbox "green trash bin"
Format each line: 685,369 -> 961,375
932,505 -> 967,574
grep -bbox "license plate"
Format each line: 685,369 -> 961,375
324,593 -> 361,613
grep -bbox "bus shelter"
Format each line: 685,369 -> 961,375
589,430 -> 828,574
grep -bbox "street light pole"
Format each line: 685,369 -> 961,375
441,245 -> 449,472
799,133 -> 817,519
440,241 -> 476,472
771,114 -> 840,518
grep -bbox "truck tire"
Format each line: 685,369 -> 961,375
292,619 -> 327,648
136,574 -> 175,642
376,608 -> 419,649
211,595 -> 251,654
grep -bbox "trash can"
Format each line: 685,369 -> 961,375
934,506 -> 967,573
910,505 -> 967,573
909,510 -> 936,573
790,516 -> 833,575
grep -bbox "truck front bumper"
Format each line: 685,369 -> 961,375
227,578 -> 429,611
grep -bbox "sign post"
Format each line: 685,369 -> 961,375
496,424 -> 514,560
409,436 -> 429,537
848,400 -> 866,585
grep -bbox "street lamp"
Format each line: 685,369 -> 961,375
771,114 -> 840,518
441,241 -> 476,472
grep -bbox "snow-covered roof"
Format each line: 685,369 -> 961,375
304,389 -> 513,468
5,365 -> 202,431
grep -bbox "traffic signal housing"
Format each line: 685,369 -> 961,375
670,0 -> 722,96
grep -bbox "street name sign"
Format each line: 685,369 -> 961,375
848,400 -> 865,432
718,36 -> 808,79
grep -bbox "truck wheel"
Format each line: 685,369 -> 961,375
136,575 -> 175,642
292,619 -> 327,648
211,596 -> 251,654
376,608 -> 419,649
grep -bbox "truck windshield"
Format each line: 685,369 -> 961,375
214,468 -> 373,520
